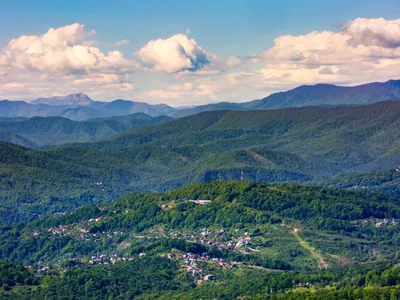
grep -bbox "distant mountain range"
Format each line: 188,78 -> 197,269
0,113 -> 172,147
1,79 -> 400,120
0,94 -> 176,121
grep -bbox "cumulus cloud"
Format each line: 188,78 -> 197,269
1,23 -> 136,74
134,33 -> 219,73
226,56 -> 241,67
113,39 -> 130,46
318,67 -> 334,75
71,73 -> 126,86
140,72 -> 249,105
0,23 -> 141,101
345,18 -> 400,48
254,17 -> 400,89
2,18 -> 400,104
82,40 -> 99,46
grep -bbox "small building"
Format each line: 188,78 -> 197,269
204,274 -> 214,281
189,199 -> 212,205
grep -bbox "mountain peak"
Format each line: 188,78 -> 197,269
31,93 -> 93,106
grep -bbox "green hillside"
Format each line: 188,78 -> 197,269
0,131 -> 38,148
0,141 -> 313,224
321,168 -> 400,196
0,113 -> 172,147
3,101 -> 400,224
2,181 -> 398,270
95,101 -> 400,176
1,181 -> 400,299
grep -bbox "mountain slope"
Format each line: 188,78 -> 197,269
91,100 -> 400,187
320,168 -> 400,196
1,181 -> 399,273
2,181 -> 400,299
245,79 -> 400,109
0,114 -> 173,146
97,101 -> 400,176
0,100 -> 59,118
0,131 -> 38,148
170,79 -> 400,117
98,99 -> 175,117
170,102 -> 245,118
3,101 -> 400,223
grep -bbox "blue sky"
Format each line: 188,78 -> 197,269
1,0 -> 400,105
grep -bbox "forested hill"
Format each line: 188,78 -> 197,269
1,181 -> 398,266
95,101 -> 400,175
0,113 -> 172,147
3,101 -> 400,224
99,100 -> 400,152
321,168 -> 400,196
1,181 -> 400,299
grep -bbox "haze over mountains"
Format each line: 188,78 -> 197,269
31,92 -> 94,106
0,93 -> 176,121
0,114 -> 173,147
1,79 -> 400,121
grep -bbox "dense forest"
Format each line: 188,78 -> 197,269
1,259 -> 400,299
321,168 -> 400,196
0,113 -> 172,147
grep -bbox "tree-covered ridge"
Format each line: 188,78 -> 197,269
2,181 -> 400,267
321,168 -> 400,196
0,113 -> 172,147
3,101 -> 400,224
0,142 -> 311,224
2,259 -> 400,299
1,181 -> 400,299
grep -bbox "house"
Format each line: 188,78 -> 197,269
204,274 -> 214,281
189,200 -> 211,205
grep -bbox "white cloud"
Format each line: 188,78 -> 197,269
0,23 -> 140,101
135,33 -> 219,73
226,56 -> 241,67
139,72 -> 251,105
82,40 -> 99,46
71,73 -> 126,86
253,17 -> 400,89
113,39 -> 130,46
2,18 -> 400,105
345,18 -> 400,48
1,23 -> 136,74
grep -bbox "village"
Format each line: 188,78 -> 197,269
25,208 -> 261,282
350,217 -> 397,228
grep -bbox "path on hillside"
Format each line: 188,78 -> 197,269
245,150 -> 278,168
290,227 -> 330,269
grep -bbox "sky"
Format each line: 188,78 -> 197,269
1,0 -> 400,106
